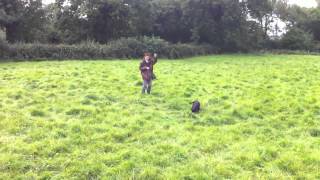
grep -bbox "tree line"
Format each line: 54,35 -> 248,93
1,0 -> 320,52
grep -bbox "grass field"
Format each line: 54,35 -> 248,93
0,55 -> 320,179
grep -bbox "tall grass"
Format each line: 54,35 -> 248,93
0,55 -> 319,179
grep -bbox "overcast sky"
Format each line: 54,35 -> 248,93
288,0 -> 317,7
42,0 -> 318,8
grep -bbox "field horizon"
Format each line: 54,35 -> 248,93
0,54 -> 319,179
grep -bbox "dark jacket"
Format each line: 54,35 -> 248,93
140,60 -> 153,81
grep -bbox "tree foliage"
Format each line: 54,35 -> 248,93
0,0 -> 46,42
281,27 -> 314,50
1,0 -> 319,52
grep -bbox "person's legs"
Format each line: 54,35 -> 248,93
142,80 -> 147,94
147,80 -> 152,94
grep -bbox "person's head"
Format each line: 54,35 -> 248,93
144,52 -> 151,62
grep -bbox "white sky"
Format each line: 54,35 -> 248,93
288,0 -> 317,7
42,0 -> 318,7
43,0 -> 55,5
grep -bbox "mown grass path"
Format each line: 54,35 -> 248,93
0,55 -> 319,179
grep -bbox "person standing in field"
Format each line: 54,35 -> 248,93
140,53 -> 154,94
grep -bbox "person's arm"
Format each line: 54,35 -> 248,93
153,53 -> 158,65
140,61 -> 149,70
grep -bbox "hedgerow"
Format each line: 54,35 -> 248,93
0,37 -> 217,61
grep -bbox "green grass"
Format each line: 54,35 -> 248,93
0,55 -> 319,179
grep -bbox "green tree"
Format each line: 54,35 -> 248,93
280,4 -> 320,46
0,0 -> 46,42
181,0 -> 250,51
153,0 -> 191,43
182,0 -> 225,44
53,0 -> 90,43
52,0 -> 131,43
0,0 -> 24,42
43,3 -> 61,43
20,0 -> 47,42
87,0 -> 131,43
281,27 -> 313,50
302,8 -> 320,42
246,0 -> 278,39
124,0 -> 155,36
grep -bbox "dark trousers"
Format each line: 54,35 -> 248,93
142,79 -> 152,94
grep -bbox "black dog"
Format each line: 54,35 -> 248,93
191,101 -> 201,113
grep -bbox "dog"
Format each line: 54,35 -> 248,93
191,100 -> 200,113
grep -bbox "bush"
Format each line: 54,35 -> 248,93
165,43 -> 214,59
258,49 -> 320,55
138,36 -> 171,55
0,36 -> 216,61
106,37 -> 146,58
